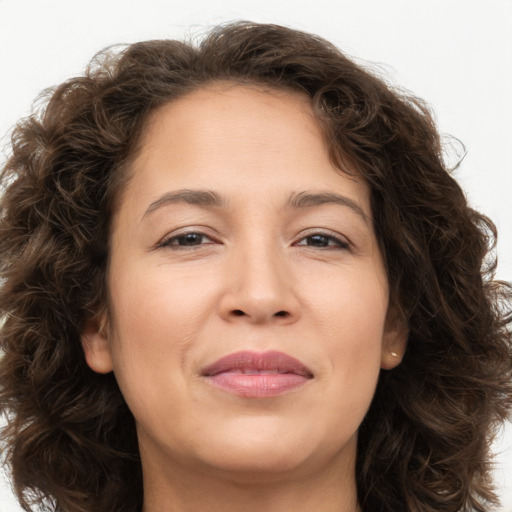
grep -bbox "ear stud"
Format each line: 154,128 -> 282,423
390,351 -> 399,357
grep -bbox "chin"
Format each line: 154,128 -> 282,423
190,419 -> 354,483
202,449 -> 311,484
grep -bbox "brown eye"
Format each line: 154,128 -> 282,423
175,233 -> 206,246
160,232 -> 214,248
306,235 -> 331,247
297,233 -> 349,249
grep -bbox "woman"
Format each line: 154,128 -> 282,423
0,22 -> 511,512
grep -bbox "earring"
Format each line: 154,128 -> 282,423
390,351 -> 399,357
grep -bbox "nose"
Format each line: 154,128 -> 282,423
217,241 -> 300,325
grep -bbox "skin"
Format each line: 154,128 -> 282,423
82,83 -> 407,512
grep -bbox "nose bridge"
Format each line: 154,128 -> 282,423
241,234 -> 285,296
221,230 -> 298,323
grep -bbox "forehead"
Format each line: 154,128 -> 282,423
139,82 -> 322,157
121,82 -> 370,217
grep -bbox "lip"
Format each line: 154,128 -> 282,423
201,350 -> 313,398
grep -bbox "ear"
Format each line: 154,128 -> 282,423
380,309 -> 409,370
81,314 -> 114,374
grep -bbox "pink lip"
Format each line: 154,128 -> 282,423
201,350 -> 313,398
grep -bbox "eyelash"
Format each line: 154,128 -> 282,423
295,232 -> 350,250
157,230 -> 350,251
158,231 -> 215,249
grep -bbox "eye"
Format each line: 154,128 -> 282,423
296,233 -> 349,249
158,231 -> 215,249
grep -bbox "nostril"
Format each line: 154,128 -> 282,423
231,309 -> 289,318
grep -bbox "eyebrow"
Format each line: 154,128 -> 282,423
142,188 -> 369,224
286,191 -> 369,224
143,189 -> 224,218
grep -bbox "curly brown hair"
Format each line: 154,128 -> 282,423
1,21 -> 511,512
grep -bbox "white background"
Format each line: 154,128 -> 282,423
0,0 -> 511,510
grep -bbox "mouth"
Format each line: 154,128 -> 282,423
201,350 -> 313,398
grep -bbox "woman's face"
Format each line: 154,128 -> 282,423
83,84 -> 406,483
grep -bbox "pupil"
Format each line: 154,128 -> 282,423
180,233 -> 202,245
308,235 -> 328,247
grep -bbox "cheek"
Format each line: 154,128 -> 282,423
308,262 -> 388,340
106,267 -> 216,403
110,263 -> 214,341
312,267 -> 388,390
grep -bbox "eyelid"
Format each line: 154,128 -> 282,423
294,229 -> 351,249
154,227 -> 351,251
156,228 -> 219,249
